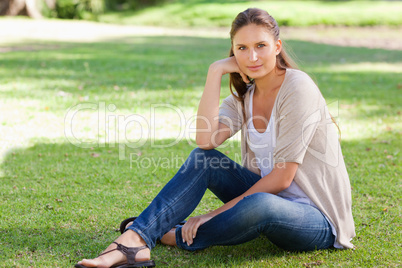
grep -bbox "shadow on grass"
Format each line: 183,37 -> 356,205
0,227 -> 106,266
3,226 -> 331,267
0,36 -> 401,110
0,133 -> 400,266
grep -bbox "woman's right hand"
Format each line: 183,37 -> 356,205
181,213 -> 214,246
211,56 -> 250,83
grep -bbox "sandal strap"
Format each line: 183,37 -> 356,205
112,242 -> 149,265
98,244 -> 118,257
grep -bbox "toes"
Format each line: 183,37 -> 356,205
79,258 -> 100,267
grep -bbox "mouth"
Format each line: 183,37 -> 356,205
247,65 -> 263,71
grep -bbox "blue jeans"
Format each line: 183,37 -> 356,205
128,148 -> 334,251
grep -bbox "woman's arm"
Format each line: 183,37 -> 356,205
211,162 -> 298,214
196,57 -> 249,149
181,162 -> 298,246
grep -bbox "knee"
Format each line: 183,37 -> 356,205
190,147 -> 207,158
189,148 -> 223,166
190,147 -> 220,158
185,148 -> 233,175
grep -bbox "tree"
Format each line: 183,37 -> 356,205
0,0 -> 55,19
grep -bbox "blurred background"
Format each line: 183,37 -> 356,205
1,0 -> 402,26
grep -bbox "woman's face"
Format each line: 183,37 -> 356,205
232,24 -> 282,80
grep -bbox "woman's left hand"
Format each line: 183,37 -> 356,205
181,213 -> 214,246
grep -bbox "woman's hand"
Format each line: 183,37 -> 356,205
181,213 -> 214,246
211,56 -> 250,83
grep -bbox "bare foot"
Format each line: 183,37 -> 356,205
160,228 -> 177,246
77,230 -> 150,268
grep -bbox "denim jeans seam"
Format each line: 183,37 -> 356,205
263,221 -> 332,232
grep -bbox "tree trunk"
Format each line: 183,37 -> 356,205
0,0 -> 43,19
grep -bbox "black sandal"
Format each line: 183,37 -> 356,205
119,217 -> 186,234
75,241 -> 155,268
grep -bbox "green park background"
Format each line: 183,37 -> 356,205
0,0 -> 401,267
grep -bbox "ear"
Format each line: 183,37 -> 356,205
275,39 -> 282,55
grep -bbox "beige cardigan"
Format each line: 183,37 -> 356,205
219,68 -> 355,249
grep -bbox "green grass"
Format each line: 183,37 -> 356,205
0,23 -> 401,267
98,0 -> 402,27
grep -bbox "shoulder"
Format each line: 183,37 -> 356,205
278,69 -> 322,104
221,94 -> 238,108
220,94 -> 241,115
274,69 -> 326,116
283,69 -> 319,93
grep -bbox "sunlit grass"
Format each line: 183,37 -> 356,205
319,62 -> 402,73
98,0 -> 402,27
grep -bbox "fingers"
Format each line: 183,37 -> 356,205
181,218 -> 201,246
181,222 -> 194,246
239,72 -> 250,84
229,56 -> 250,84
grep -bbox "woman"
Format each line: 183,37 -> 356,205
76,8 -> 355,268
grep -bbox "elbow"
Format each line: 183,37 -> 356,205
195,136 -> 216,150
272,162 -> 298,193
272,180 -> 292,195
197,145 -> 215,150
269,175 -> 295,195
280,179 -> 293,191
195,139 -> 215,150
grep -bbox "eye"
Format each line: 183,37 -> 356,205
257,44 -> 265,48
238,46 -> 246,51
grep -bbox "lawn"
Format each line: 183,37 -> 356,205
0,20 -> 401,267
98,0 -> 402,27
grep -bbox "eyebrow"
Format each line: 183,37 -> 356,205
235,41 -> 266,47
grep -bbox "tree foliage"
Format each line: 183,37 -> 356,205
52,0 -> 104,19
0,0 -> 167,19
104,0 -> 167,11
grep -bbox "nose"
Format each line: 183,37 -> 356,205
249,49 -> 258,62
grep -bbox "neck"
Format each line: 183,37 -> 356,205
254,68 -> 286,97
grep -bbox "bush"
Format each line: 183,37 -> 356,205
47,0 -> 104,20
105,0 -> 168,11
42,0 -> 166,20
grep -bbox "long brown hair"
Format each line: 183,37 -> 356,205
228,8 -> 340,138
229,8 -> 298,121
